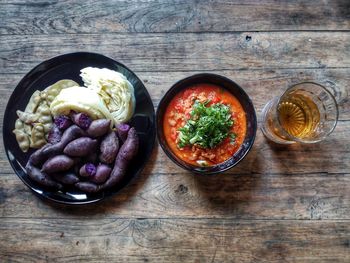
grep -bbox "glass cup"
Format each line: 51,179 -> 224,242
261,82 -> 339,144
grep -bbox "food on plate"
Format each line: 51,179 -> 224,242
32,125 -> 86,165
30,123 -> 46,148
13,129 -> 30,152
91,164 -> 112,184
54,115 -> 72,130
80,67 -> 135,124
50,86 -> 114,121
116,123 -> 130,143
72,126 -> 139,193
14,67 -> 139,194
26,161 -> 63,189
16,110 -> 39,124
14,68 -> 135,152
13,80 -> 78,152
42,155 -> 75,173
63,137 -> 98,157
41,80 -> 79,104
70,112 -> 92,129
79,163 -> 97,177
87,119 -> 111,137
100,127 -> 139,191
24,90 -> 42,113
47,124 -> 62,144
24,114 -> 139,193
51,172 -> 80,185
163,84 -> 247,166
35,100 -> 54,133
99,131 -> 119,164
75,181 -> 100,193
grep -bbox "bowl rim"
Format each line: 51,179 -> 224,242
3,51 -> 156,205
156,73 -> 257,175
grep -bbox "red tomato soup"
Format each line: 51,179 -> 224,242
163,84 -> 247,166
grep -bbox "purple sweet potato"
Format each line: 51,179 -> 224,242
116,123 -> 130,142
115,127 -> 139,162
100,127 -> 139,190
91,164 -> 111,184
87,119 -> 111,138
54,115 -> 72,130
30,124 -> 88,167
79,163 -> 97,177
55,125 -> 87,149
42,155 -> 74,173
99,132 -> 119,164
26,161 -> 62,189
63,137 -> 98,157
71,112 -> 92,130
40,125 -> 86,161
29,143 -> 54,166
47,124 -> 62,144
51,172 -> 80,185
75,182 -> 100,193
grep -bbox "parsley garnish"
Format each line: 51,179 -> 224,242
229,133 -> 237,144
178,100 -> 236,149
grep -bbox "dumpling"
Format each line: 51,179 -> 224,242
16,110 -> 39,124
41,79 -> 79,105
30,123 -> 47,148
13,129 -> 30,152
35,100 -> 53,133
24,90 -> 42,113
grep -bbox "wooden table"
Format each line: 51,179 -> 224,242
0,1 -> 349,262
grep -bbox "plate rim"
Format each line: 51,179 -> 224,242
3,52 -> 156,205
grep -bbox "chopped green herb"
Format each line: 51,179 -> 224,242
178,100 -> 235,149
229,133 -> 237,144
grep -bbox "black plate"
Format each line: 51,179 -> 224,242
3,52 -> 156,204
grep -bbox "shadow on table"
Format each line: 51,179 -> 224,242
192,132 -> 336,216
260,135 -> 336,175
193,143 -> 264,216
40,144 -> 159,216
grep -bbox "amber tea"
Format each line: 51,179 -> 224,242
261,82 -> 338,144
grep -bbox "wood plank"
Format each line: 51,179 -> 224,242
2,117 -> 350,219
1,122 -> 350,183
0,0 -> 349,34
1,69 -> 349,119
1,2 -> 349,261
0,218 -> 349,262
1,163 -> 350,219
0,69 -> 349,175
1,119 -> 350,175
0,32 -> 349,74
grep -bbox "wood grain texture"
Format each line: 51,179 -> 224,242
0,0 -> 349,34
1,120 -> 350,175
0,218 -> 349,263
1,168 -> 350,219
1,1 -> 350,262
1,68 -> 349,118
0,69 -> 349,220
0,69 -> 349,174
0,32 -> 349,74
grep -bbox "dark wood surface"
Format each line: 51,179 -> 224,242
0,1 -> 349,262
